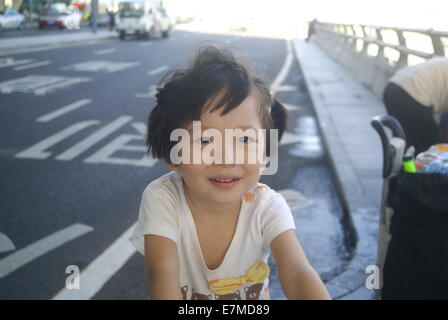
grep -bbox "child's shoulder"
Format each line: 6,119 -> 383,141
142,171 -> 183,202
242,181 -> 279,205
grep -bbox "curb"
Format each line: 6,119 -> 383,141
291,38 -> 379,300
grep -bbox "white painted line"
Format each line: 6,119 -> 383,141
84,134 -> 157,167
0,232 -> 15,254
277,85 -> 298,92
135,85 -> 157,98
55,116 -> 132,161
15,120 -> 99,160
36,99 -> 92,123
270,40 -> 293,97
148,65 -> 168,76
0,57 -> 34,68
93,48 -> 116,55
0,224 -> 93,279
13,61 -> 51,71
283,103 -> 301,112
140,42 -> 153,47
52,223 -> 137,300
278,189 -> 314,210
279,132 -> 302,145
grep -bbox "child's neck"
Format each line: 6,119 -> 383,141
183,182 -> 242,219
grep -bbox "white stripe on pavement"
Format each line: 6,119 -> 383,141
140,42 -> 153,47
148,65 -> 168,76
13,61 -> 52,71
270,40 -> 293,97
36,99 -> 92,123
52,223 -> 137,300
55,116 -> 132,161
93,48 -> 116,55
0,224 -> 94,279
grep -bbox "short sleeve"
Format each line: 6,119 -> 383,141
129,184 -> 179,255
260,193 -> 296,250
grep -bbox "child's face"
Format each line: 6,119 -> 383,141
171,92 -> 266,208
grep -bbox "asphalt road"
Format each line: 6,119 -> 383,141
0,29 -> 350,299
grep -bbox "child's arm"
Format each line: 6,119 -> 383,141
270,229 -> 332,300
144,235 -> 183,300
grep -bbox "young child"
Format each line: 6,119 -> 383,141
129,45 -> 331,300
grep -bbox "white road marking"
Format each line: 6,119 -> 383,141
278,189 -> 314,210
135,85 -> 157,98
0,224 -> 93,279
270,40 -> 293,97
148,65 -> 168,76
15,120 -> 99,160
36,99 -> 92,123
84,134 -> 157,167
52,223 -> 137,300
55,116 -> 132,161
0,75 -> 91,95
93,48 -> 116,55
0,57 -> 34,68
0,233 -> 15,254
13,61 -> 52,71
62,60 -> 140,73
279,132 -> 302,145
283,103 -> 301,112
140,42 -> 153,47
84,122 -> 156,167
277,85 -> 298,92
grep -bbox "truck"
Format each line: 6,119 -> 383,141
115,0 -> 172,40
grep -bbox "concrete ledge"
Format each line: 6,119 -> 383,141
292,38 -> 386,299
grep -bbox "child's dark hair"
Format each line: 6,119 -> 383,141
146,44 -> 288,164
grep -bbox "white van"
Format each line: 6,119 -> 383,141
116,0 -> 172,40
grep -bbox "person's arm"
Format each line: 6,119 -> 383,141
270,229 -> 331,300
144,235 -> 183,300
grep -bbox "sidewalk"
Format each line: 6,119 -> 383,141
292,38 -> 386,299
0,29 -> 117,55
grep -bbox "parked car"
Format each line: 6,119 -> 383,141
0,9 -> 25,30
38,6 -> 82,29
115,0 -> 172,40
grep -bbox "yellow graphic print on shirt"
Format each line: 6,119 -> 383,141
209,261 -> 270,296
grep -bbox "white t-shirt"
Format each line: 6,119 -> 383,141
389,57 -> 448,113
129,170 -> 296,300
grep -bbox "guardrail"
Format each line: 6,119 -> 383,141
309,21 -> 448,97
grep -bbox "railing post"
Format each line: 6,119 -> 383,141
395,29 -> 408,67
428,29 -> 445,56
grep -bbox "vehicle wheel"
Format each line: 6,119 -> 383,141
17,21 -> 25,30
119,31 -> 126,40
162,30 -> 169,38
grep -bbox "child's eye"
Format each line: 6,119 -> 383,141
196,136 -> 213,144
239,136 -> 255,143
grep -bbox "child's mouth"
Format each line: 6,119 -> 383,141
208,177 -> 241,189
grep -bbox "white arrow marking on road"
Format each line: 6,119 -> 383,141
0,233 -> 15,254
13,61 -> 52,71
15,120 -> 99,160
148,65 -> 168,76
36,99 -> 92,123
0,223 -> 94,279
93,48 -> 116,55
52,223 -> 137,300
55,116 -> 133,161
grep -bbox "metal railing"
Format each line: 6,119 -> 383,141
309,21 -> 448,97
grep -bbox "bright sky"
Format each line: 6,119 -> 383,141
165,0 -> 448,30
